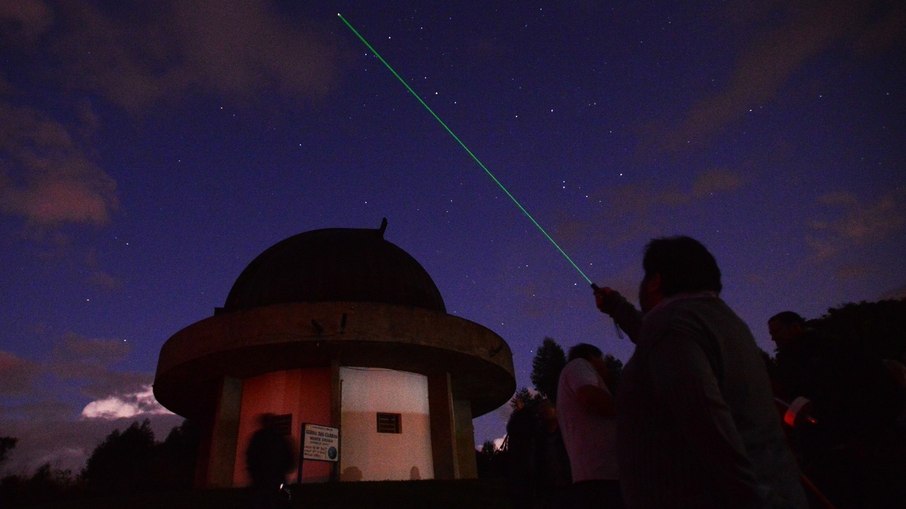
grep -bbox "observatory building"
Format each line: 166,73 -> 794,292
153,221 -> 515,487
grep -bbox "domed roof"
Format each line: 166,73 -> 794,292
223,220 -> 446,313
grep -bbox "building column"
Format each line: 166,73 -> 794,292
428,372 -> 456,479
201,376 -> 243,487
452,398 -> 477,478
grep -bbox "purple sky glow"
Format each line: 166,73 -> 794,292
1,1 -> 904,476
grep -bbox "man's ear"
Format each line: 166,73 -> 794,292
646,273 -> 663,294
639,272 -> 663,312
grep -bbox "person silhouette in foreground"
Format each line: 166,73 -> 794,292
557,343 -> 623,508
767,311 -> 820,405
504,397 -> 538,508
534,399 -> 572,509
768,311 -> 906,508
246,413 -> 294,509
594,236 -> 807,509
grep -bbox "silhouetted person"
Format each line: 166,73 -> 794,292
886,354 -> 906,432
594,236 -> 806,509
557,343 -> 623,509
533,399 -> 572,509
246,413 -> 294,509
505,398 -> 538,508
766,311 -> 825,445
769,310 -> 903,440
768,311 -> 906,508
767,311 -> 818,403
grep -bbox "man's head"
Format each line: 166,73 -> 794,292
639,236 -> 722,312
258,412 -> 277,428
536,399 -> 557,423
768,311 -> 805,350
568,343 -> 607,379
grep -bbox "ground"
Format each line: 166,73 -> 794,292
18,479 -> 513,509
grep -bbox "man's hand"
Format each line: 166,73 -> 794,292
592,284 -> 642,342
594,286 -> 627,315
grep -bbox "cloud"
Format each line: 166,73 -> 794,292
47,333 -> 154,400
0,0 -> 53,44
1,0 -> 343,234
0,75 -> 12,95
84,248 -> 123,290
806,190 -> 906,260
832,263 -> 873,282
0,334 -> 178,476
816,191 -> 905,242
0,351 -> 40,395
557,168 -> 748,249
1,332 -> 155,419
42,1 -> 342,113
659,1 -> 906,151
0,102 -> 118,227
81,385 -> 173,420
52,332 -> 130,367
691,168 -> 746,199
0,387 -> 177,476
880,285 -> 906,301
87,270 -> 123,291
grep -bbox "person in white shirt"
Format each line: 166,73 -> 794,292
556,343 -> 623,508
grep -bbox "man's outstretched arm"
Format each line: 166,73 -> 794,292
594,286 -> 642,342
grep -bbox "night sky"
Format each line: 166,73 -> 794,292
2,1 -> 904,476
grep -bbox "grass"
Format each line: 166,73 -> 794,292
19,479 -> 514,509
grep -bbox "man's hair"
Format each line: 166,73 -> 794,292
768,311 -> 805,326
643,236 -> 722,296
568,343 -> 603,362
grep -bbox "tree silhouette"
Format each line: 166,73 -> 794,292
810,299 -> 906,360
0,437 -> 16,467
530,337 -> 623,396
475,440 -> 503,479
81,420 -> 156,494
2,420 -> 200,504
80,419 -> 201,495
510,387 -> 544,409
150,419 -> 201,490
1,460 -> 78,505
530,337 -> 566,403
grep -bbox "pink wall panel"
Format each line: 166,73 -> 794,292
232,368 -> 333,485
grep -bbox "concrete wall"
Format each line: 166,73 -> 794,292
339,367 -> 433,481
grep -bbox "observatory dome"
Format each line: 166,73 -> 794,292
223,220 -> 446,313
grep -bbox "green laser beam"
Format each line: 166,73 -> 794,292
338,13 -> 592,285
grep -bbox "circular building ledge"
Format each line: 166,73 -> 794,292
154,300 -> 515,419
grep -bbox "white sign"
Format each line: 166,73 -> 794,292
302,424 -> 339,462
